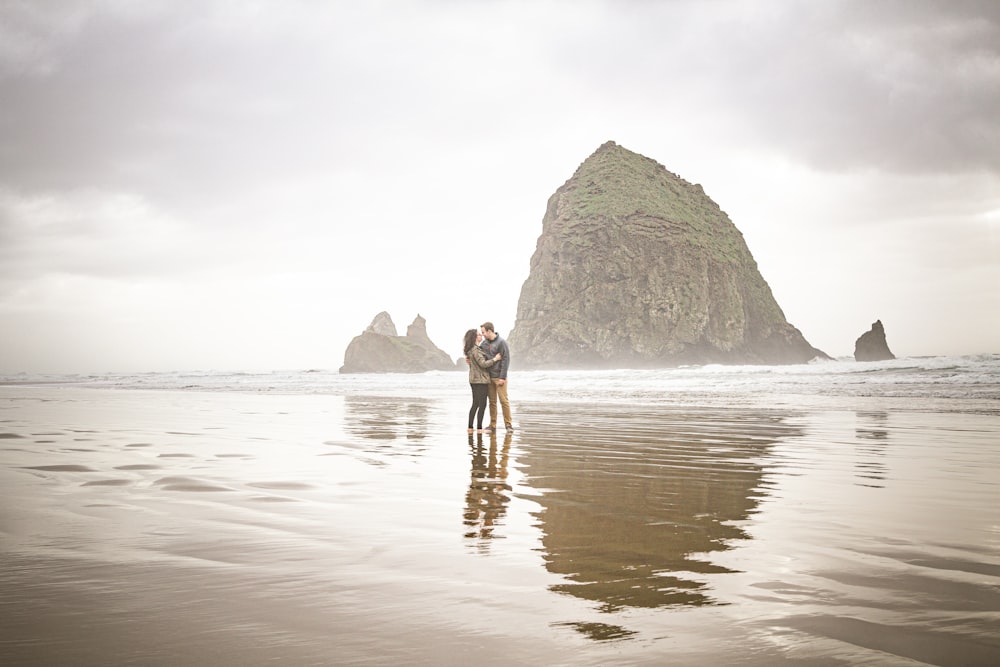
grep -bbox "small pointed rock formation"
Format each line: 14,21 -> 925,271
367,311 -> 398,337
854,320 -> 895,362
508,141 -> 828,368
340,312 -> 456,373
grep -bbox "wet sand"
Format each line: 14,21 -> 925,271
2,386 -> 999,665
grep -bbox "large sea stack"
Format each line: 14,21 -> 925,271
509,141 -> 827,368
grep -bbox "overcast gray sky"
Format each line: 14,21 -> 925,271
1,0 -> 998,374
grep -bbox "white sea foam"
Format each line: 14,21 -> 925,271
4,354 -> 998,412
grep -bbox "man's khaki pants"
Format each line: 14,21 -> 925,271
488,378 -> 512,429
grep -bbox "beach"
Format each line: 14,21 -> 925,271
2,366 -> 999,665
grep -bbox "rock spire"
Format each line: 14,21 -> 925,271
854,320 -> 895,362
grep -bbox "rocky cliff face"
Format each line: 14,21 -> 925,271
508,141 -> 827,368
854,320 -> 895,361
339,312 -> 456,373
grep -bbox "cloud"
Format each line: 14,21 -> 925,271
714,0 -> 1000,173
558,1 -> 1000,175
0,1 -> 568,202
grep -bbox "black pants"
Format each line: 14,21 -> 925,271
468,383 -> 489,429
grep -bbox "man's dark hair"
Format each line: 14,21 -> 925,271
481,321 -> 495,333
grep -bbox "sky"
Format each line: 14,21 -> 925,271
1,0 -> 998,374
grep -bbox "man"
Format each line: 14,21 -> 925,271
479,321 -> 512,431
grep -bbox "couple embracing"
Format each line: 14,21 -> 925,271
463,321 -> 513,433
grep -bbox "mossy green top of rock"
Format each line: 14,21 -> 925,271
555,141 -> 744,262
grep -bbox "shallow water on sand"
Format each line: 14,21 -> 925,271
1,386 -> 999,665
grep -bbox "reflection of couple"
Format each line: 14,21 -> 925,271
464,321 -> 512,433
463,430 -> 512,543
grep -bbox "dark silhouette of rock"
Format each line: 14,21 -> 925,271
854,320 -> 895,361
509,141 -> 828,368
340,313 -> 456,373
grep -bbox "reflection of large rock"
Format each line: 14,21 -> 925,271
339,312 -> 456,373
515,404 -> 804,613
854,319 -> 895,362
509,141 -> 828,368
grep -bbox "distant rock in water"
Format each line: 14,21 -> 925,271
340,312 -> 456,373
854,320 -> 895,362
509,141 -> 828,368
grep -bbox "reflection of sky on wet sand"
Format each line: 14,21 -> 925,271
514,404 -> 802,612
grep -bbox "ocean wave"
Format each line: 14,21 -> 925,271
3,355 -> 998,412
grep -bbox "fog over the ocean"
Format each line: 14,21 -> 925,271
1,1 -> 998,373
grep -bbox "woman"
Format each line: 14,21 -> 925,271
464,328 -> 501,433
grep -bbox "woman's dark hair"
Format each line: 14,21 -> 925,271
463,329 -> 478,356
